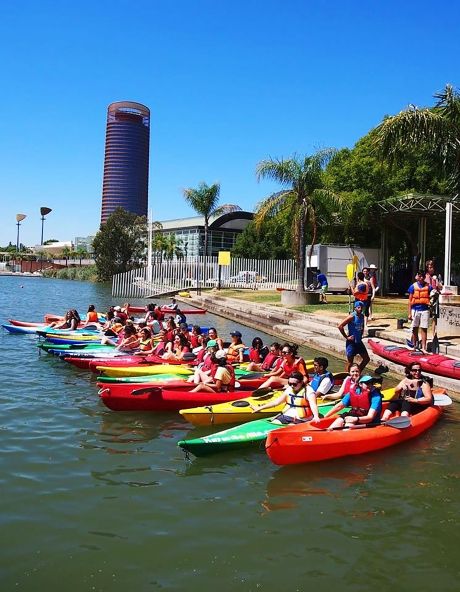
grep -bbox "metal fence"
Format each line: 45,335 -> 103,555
111,256 -> 299,298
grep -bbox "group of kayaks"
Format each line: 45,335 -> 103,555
2,308 -> 454,465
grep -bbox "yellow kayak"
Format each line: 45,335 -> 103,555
97,364 -> 194,377
180,386 -> 397,427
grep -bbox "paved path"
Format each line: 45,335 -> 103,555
179,292 -> 460,397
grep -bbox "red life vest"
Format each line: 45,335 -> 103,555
261,352 -> 280,371
348,383 -> 371,416
281,357 -> 308,379
411,283 -> 430,306
249,348 -> 261,363
354,281 -> 369,301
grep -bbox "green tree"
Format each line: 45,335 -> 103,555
183,182 -> 236,255
375,84 -> 460,194
255,150 -> 340,293
60,246 -> 73,267
75,246 -> 89,266
92,208 -> 147,281
232,210 -> 293,259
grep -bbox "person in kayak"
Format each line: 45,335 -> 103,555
190,352 -> 235,393
248,336 -> 269,364
226,330 -> 246,363
246,342 -> 281,372
162,332 -> 191,361
321,363 -> 361,401
133,327 -> 155,356
381,362 -> 433,420
307,357 -> 334,399
258,343 -> 309,389
206,327 -> 224,350
115,323 -> 140,352
250,371 -> 321,424
324,374 -> 382,429
338,301 -> 370,372
50,309 -> 81,330
80,304 -> 101,329
407,270 -> 432,354
189,339 -> 219,384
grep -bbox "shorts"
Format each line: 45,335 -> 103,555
388,398 -> 431,415
320,285 -> 328,294
411,309 -> 430,330
346,340 -> 368,359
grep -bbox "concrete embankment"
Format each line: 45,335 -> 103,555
180,292 -> 460,398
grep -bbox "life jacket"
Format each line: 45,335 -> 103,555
281,357 -> 308,379
411,283 -> 430,306
227,343 -> 245,362
139,338 -> 152,351
354,281 -> 369,301
249,348 -> 261,363
348,384 -> 381,416
310,370 -> 334,393
281,386 -> 311,420
261,352 -> 280,371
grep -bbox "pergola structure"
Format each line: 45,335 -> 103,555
377,193 -> 459,293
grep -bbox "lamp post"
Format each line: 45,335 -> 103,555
40,207 -> 52,245
16,214 -> 27,251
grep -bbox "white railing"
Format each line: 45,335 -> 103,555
111,256 -> 299,298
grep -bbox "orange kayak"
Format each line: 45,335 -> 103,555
265,405 -> 443,465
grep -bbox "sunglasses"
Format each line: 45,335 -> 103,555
411,368 -> 422,372
288,381 -> 300,387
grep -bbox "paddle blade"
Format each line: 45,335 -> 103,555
384,416 -> 411,429
346,263 -> 354,281
433,394 -> 452,406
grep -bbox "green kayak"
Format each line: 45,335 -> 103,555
178,403 -> 347,457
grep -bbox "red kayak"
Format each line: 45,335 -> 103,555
98,383 -> 259,412
128,305 -> 207,315
62,355 -> 192,372
369,339 -> 460,380
265,405 -> 443,465
9,319 -> 47,328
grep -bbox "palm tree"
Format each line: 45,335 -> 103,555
255,150 -> 341,293
183,182 -> 225,256
60,246 -> 72,268
375,84 -> 460,194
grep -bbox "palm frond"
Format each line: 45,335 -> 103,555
254,191 -> 294,229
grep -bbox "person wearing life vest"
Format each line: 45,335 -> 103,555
381,362 -> 433,422
324,375 -> 382,430
407,270 -> 432,354
190,351 -> 235,393
226,330 -> 246,363
322,363 -> 361,401
246,342 -> 281,372
337,301 -> 370,372
307,357 -> 334,399
133,327 -> 155,356
258,343 -> 309,389
250,371 -> 321,424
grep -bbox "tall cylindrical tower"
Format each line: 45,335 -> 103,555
101,101 -> 150,224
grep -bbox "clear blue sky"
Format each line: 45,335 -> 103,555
1,0 -> 458,246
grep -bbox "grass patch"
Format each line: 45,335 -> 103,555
209,290 -> 408,319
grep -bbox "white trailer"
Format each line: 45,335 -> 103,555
305,244 -> 381,293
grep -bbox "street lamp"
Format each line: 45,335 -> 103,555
16,214 -> 27,251
40,207 -> 52,245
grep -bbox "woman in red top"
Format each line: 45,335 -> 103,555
258,343 -> 309,389
247,342 -> 281,372
162,332 -> 191,362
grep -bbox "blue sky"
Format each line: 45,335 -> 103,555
1,0 -> 458,247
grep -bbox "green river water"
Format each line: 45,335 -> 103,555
0,276 -> 459,592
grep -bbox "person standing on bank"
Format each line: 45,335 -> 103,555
337,301 -> 370,372
407,270 -> 432,354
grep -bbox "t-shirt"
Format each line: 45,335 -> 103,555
214,366 -> 232,385
317,273 -> 327,286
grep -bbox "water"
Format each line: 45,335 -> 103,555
0,276 -> 459,591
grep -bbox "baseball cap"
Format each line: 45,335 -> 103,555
369,264 -> 377,269
114,306 -> 121,311
215,350 -> 227,360
207,339 -> 217,348
230,330 -> 242,338
358,375 -> 374,384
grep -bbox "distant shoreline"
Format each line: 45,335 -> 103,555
0,271 -> 43,277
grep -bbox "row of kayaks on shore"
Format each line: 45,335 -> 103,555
2,311 -> 455,465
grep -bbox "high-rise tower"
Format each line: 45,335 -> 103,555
101,101 -> 150,224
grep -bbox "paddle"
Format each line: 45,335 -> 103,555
346,263 -> 354,313
319,416 -> 412,431
433,393 -> 453,406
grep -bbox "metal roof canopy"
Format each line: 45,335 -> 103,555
377,193 -> 459,290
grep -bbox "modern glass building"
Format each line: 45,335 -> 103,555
100,101 -> 150,224
156,207 -> 253,257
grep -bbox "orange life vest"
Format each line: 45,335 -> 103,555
411,283 -> 430,306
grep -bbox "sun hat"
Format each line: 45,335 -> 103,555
207,339 -> 217,348
215,350 -> 227,359
230,330 -> 242,338
114,306 -> 121,311
369,264 -> 377,269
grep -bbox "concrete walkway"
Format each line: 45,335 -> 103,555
179,292 -> 460,397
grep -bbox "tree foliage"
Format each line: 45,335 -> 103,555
255,151 -> 341,292
92,208 -> 147,281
